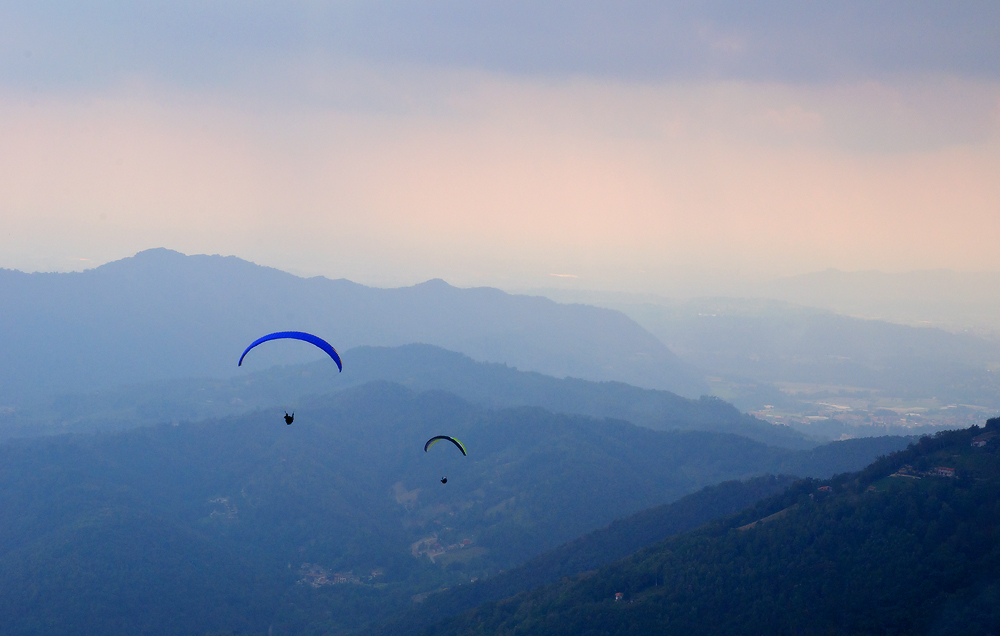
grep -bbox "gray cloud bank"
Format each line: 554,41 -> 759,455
4,1 -> 999,92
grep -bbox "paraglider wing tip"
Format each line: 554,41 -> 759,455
238,339 -> 263,367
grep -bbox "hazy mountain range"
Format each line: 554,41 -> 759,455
531,269 -> 1000,336
528,288 -> 1000,411
0,248 -> 704,405
755,269 -> 1000,336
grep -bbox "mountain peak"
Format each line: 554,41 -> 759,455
412,278 -> 454,289
133,247 -> 187,259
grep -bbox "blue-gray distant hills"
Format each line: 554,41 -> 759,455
1,344 -> 814,449
0,248 -> 706,404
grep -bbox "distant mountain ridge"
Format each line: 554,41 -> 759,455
754,268 -> 1000,336
1,344 -> 814,449
523,288 -> 1000,411
0,248 -> 705,404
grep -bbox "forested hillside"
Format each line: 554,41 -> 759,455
366,475 -> 798,636
0,382 -> 909,635
428,421 -> 1000,636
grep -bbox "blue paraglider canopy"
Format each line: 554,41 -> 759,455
238,331 -> 342,371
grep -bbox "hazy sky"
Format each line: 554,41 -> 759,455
2,2 -> 999,292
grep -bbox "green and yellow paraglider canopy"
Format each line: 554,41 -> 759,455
424,435 -> 467,456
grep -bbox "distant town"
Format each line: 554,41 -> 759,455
750,401 -> 987,440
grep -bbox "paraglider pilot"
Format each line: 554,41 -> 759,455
284,411 -> 294,425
